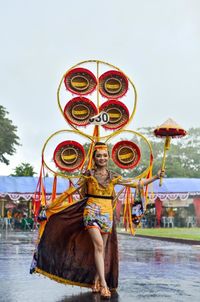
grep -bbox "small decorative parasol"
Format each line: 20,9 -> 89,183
154,118 -> 187,186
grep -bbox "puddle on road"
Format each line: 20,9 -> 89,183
0,231 -> 200,302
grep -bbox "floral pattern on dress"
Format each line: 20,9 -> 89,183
83,202 -> 113,233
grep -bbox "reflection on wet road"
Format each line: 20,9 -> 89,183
0,231 -> 200,302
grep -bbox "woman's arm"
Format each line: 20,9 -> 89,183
141,174 -> 159,186
116,170 -> 165,188
142,170 -> 165,186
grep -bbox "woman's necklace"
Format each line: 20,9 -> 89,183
94,169 -> 109,184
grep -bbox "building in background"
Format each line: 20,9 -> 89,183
0,176 -> 200,228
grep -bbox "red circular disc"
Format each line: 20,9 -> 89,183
99,100 -> 129,130
64,68 -> 97,95
64,97 -> 98,126
53,140 -> 85,172
112,141 -> 141,169
99,70 -> 128,98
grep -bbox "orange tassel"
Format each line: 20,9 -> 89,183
68,180 -> 74,203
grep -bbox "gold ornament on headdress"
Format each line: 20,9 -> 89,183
94,145 -> 108,151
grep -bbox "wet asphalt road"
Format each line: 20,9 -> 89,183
0,230 -> 200,302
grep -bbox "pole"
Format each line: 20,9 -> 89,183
159,136 -> 171,186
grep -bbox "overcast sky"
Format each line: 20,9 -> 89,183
0,0 -> 200,176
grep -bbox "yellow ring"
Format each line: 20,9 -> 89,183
57,60 -> 137,140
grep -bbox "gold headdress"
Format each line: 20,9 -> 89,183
94,144 -> 108,151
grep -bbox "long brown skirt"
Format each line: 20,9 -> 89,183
34,200 -> 119,289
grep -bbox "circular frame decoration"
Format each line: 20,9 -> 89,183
57,60 -> 137,140
53,140 -> 85,172
99,100 -> 129,130
106,129 -> 153,177
99,70 -> 128,98
64,97 -> 98,126
42,130 -> 93,178
112,140 -> 141,169
64,67 -> 97,95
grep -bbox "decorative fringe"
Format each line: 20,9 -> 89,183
35,267 -> 92,288
34,267 -> 117,291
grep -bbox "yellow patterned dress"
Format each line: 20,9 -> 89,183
82,169 -> 121,234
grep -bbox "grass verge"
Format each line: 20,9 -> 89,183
134,227 -> 200,241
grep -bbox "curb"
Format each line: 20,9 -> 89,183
118,232 -> 200,245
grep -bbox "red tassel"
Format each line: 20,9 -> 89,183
33,157 -> 47,222
51,174 -> 57,201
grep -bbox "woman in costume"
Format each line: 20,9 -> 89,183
31,142 -> 164,299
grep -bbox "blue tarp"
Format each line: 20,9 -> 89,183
0,176 -> 200,194
0,176 -> 69,194
153,178 -> 200,193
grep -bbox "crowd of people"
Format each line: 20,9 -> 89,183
0,209 -> 34,230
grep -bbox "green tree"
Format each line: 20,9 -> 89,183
11,162 -> 36,176
0,105 -> 20,165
